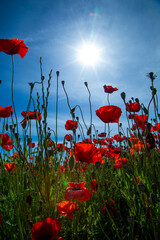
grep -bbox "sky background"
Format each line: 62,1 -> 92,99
1,0 -> 160,143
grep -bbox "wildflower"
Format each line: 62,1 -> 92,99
103,85 -> 118,94
57,200 -> 79,219
113,157 -> 128,169
90,179 -> 98,193
152,123 -> 160,132
27,142 -> 35,148
101,199 -> 119,216
65,120 -> 78,130
96,105 -> 122,123
21,110 -> 42,123
65,182 -> 91,201
0,106 -> 13,118
112,134 -> 126,142
59,165 -> 65,173
4,163 -> 16,171
31,218 -> 62,240
65,134 -> 73,141
73,142 -> 103,164
0,214 -> 2,225
107,144 -> 121,159
98,132 -> 106,137
0,38 -> 28,58
134,114 -> 148,130
0,134 -> 13,151
126,102 -> 141,112
82,138 -> 92,143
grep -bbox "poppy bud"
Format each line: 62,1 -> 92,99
41,76 -> 45,81
121,92 -> 126,102
56,71 -> 60,77
0,80 -> 1,84
61,80 -> 65,85
84,82 -> 88,87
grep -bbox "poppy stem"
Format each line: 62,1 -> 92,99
11,55 -> 18,134
56,72 -> 59,146
107,93 -> 110,105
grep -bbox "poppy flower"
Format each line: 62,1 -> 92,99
107,144 -> 120,159
21,110 -> 42,123
65,182 -> 91,201
98,132 -> 106,137
90,179 -> 98,193
73,142 -> 103,164
59,165 -> 65,173
103,85 -> 118,94
31,218 -> 61,240
27,142 -> 35,148
0,38 -> 28,58
126,102 -> 141,112
0,214 -> 2,225
101,199 -> 118,216
65,134 -> 73,141
96,105 -> 122,123
82,138 -> 92,143
112,134 -> 126,142
57,200 -> 79,219
113,157 -> 128,169
4,163 -> 16,171
93,138 -> 107,146
65,120 -> 78,130
134,114 -> 148,130
0,134 -> 13,151
152,123 -> 160,132
0,106 -> 13,118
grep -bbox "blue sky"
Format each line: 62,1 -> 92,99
1,0 -> 160,143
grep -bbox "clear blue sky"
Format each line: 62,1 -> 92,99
1,0 -> 160,142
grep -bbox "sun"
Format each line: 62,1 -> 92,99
77,42 -> 101,67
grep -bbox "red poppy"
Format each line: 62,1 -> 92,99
65,134 -> 73,141
126,102 -> 141,112
101,199 -> 118,216
46,140 -> 52,147
0,38 -> 28,58
56,143 -> 65,152
73,142 -> 103,164
112,134 -> 126,142
4,163 -> 16,171
0,106 -> 13,118
103,85 -> 118,94
27,142 -> 35,148
98,132 -> 106,137
59,165 -> 65,173
57,200 -> 79,220
107,144 -> 120,159
65,120 -> 78,130
93,138 -> 107,146
113,157 -> 128,169
90,179 -> 98,193
82,138 -> 92,143
98,147 -> 108,157
65,182 -> 91,201
31,218 -> 61,240
96,105 -> 122,123
152,123 -> 160,132
134,114 -> 148,130
0,134 -> 13,151
0,214 -> 2,225
21,110 -> 42,123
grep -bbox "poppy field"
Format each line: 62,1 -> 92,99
0,39 -> 160,240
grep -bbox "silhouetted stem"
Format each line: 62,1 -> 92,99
11,55 -> 18,133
